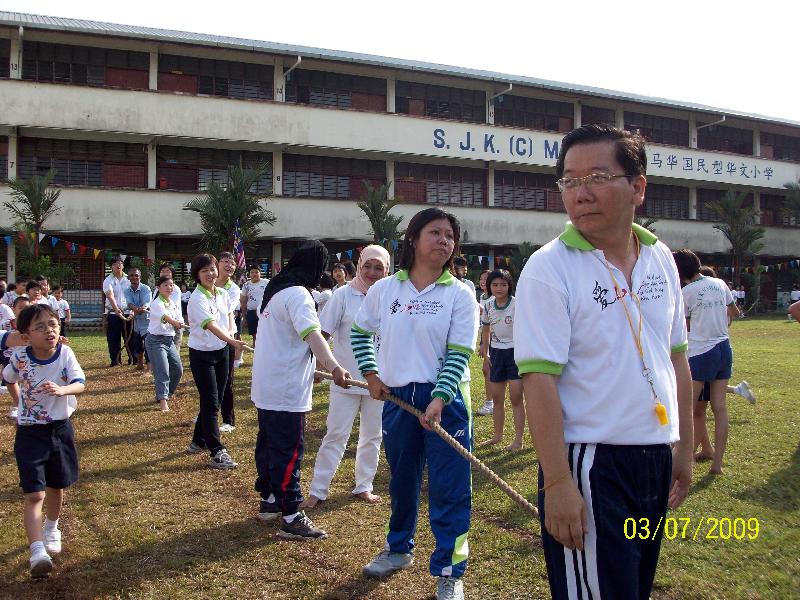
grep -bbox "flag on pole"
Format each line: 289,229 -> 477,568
233,219 -> 246,270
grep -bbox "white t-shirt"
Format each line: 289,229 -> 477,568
187,286 -> 230,351
181,291 -> 192,304
481,296 -> 516,349
791,290 -> 800,302
3,344 -> 85,425
56,299 -> 70,320
682,276 -> 734,358
242,279 -> 269,311
148,293 -> 184,336
0,303 -> 14,329
514,223 -> 687,446
102,274 -> 131,314
353,270 -> 479,388
221,280 -> 241,334
319,284 -> 378,395
312,289 -> 333,314
250,286 -> 320,412
2,291 -> 19,306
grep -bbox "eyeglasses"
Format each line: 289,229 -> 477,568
556,172 -> 630,193
31,323 -> 60,334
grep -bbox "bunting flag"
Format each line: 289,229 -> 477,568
93,249 -> 101,259
336,253 -> 341,260
39,233 -> 46,242
51,236 -> 59,247
78,245 -> 87,256
3,236 -> 10,246
345,250 -> 353,258
29,232 -> 35,241
17,232 -> 26,241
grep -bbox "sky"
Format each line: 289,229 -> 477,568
2,0 -> 797,123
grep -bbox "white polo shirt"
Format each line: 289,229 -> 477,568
250,286 -> 320,412
791,289 -> 800,302
102,273 -> 131,314
319,284 -> 377,396
514,223 -> 687,445
242,279 -> 269,311
148,293 -> 183,336
221,279 -> 241,335
353,269 -> 478,388
481,296 -> 516,349
682,276 -> 734,358
187,285 -> 230,351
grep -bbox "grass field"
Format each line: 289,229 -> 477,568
0,317 -> 797,599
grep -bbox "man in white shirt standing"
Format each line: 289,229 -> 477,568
102,256 -> 131,367
514,125 -> 693,600
240,264 -> 269,347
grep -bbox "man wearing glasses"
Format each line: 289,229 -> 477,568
514,125 -> 693,599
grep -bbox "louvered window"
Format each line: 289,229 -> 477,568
698,124 -> 753,155
282,154 -> 384,200
494,96 -> 573,132
17,138 -> 147,188
639,184 -> 690,219
493,170 -> 563,211
395,163 -> 486,207
156,146 -> 272,193
695,188 -> 753,222
581,105 -> 615,126
158,54 -> 274,101
624,111 -> 689,147
0,136 -> 7,180
396,81 -> 484,123
760,194 -> 798,227
760,132 -> 800,162
22,42 -> 149,89
0,39 -> 9,78
285,69 -> 385,112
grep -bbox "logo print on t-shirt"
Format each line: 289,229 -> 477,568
390,299 -> 401,314
592,281 -> 617,311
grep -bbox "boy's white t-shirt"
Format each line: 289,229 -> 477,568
682,276 -> 734,358
319,284 -> 377,395
148,294 -> 183,336
312,289 -> 333,314
3,343 -> 85,425
791,290 -> 800,302
0,303 -> 14,329
353,270 -> 479,388
481,296 -> 516,349
181,291 -> 192,303
250,286 -> 320,412
242,279 -> 269,311
56,298 -> 70,319
187,286 -> 230,351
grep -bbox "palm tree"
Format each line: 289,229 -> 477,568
4,169 -> 62,257
183,163 -> 276,254
783,180 -> 800,226
357,181 -> 404,253
509,241 -> 538,279
709,190 -> 765,286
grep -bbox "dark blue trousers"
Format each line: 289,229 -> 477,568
255,408 -> 306,516
539,443 -> 672,600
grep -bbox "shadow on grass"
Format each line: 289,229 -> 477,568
80,451 -> 198,483
316,573 -> 383,600
3,518 -> 278,599
76,422 -> 184,450
734,445 -> 800,511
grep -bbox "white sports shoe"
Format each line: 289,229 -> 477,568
43,526 -> 62,554
8,406 -> 18,419
734,381 -> 756,405
29,550 -> 53,578
219,423 -> 235,433
476,401 -> 493,416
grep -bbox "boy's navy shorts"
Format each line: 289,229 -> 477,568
689,339 -> 733,382
488,346 -> 520,382
14,419 -> 79,493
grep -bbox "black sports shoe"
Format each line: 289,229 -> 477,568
277,512 -> 327,540
258,500 -> 280,521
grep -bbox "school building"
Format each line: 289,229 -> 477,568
1,11 -> 799,308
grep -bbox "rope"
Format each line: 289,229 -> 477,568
314,369 -> 539,518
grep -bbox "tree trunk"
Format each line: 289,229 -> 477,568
34,225 -> 40,258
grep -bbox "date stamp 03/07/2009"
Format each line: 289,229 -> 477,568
623,517 -> 761,541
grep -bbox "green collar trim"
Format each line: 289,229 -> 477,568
494,296 -> 513,310
197,285 -> 218,299
158,293 -> 171,304
396,269 -> 455,286
559,221 -> 658,251
221,280 -> 233,290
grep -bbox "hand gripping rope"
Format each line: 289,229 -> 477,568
314,369 -> 539,518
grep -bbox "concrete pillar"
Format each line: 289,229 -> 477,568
7,133 -> 18,179
689,115 -> 697,149
272,241 -> 282,274
386,77 -> 396,113
573,103 -> 582,128
753,191 -> 761,224
487,165 -> 495,207
487,96 -> 495,125
753,128 -> 760,157
272,151 -> 283,196
149,51 -> 158,90
689,187 -> 697,220
6,241 -> 15,282
274,60 -> 285,102
147,142 -> 157,189
146,239 -> 156,283
616,108 -> 625,129
386,160 -> 394,196
488,248 -> 495,271
9,37 -> 21,80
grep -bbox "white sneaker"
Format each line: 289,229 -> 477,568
436,576 -> 464,600
476,401 -> 493,416
219,423 -> 235,433
735,381 -> 756,405
43,526 -> 62,554
29,550 -> 53,578
209,449 -> 238,470
8,406 -> 18,419
233,359 -> 243,369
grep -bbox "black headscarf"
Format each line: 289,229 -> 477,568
260,240 -> 329,313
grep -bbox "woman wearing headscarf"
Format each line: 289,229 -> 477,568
250,240 -> 351,540
301,245 -> 391,510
